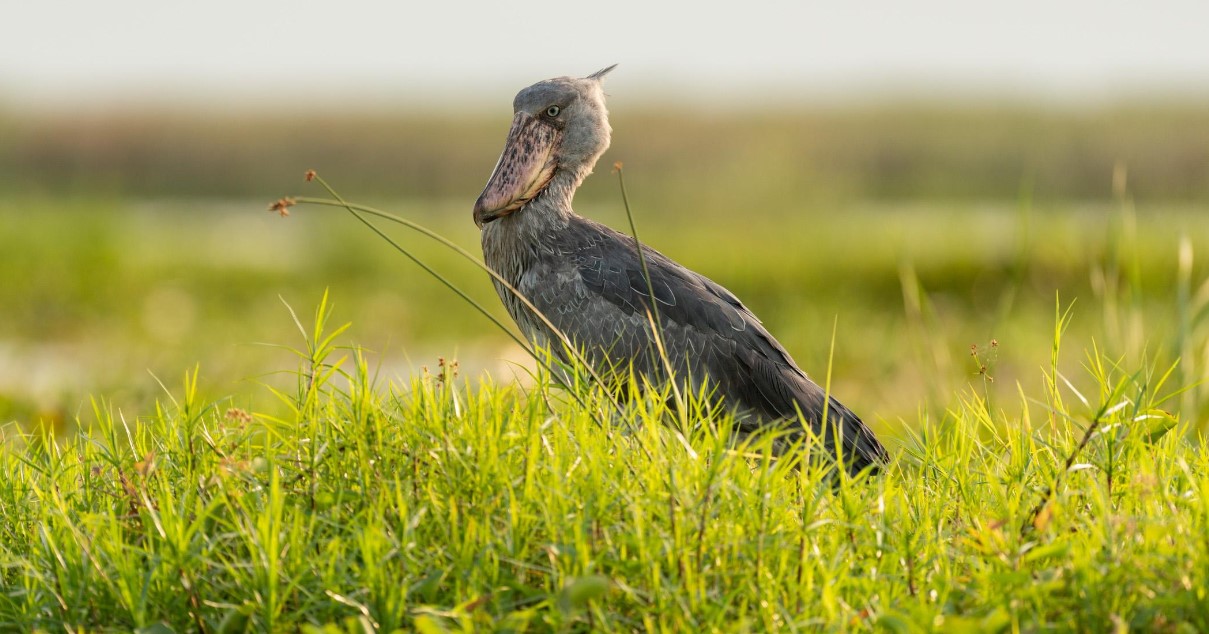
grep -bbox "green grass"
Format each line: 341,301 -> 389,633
2,290 -> 1208,631
2,104 -> 1209,630
3,176 -> 1209,630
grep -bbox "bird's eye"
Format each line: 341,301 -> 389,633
545,105 -> 561,117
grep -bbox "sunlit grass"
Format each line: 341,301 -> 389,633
3,100 -> 1209,630
2,167 -> 1208,628
2,290 -> 1207,631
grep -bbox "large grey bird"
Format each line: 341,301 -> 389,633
473,66 -> 887,472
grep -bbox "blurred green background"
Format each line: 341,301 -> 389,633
3,102 -> 1208,439
6,2 -> 1209,441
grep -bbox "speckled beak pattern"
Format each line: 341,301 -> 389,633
473,112 -> 560,227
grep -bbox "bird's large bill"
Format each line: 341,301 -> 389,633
473,112 -> 559,227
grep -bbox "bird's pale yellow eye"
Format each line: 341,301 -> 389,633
546,105 -> 561,117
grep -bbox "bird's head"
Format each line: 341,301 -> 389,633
473,65 -> 616,227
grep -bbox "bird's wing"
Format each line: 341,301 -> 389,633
519,217 -> 887,469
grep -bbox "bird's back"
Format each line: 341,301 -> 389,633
488,214 -> 887,472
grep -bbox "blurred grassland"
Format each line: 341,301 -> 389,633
2,102 -> 1208,439
5,103 -> 1209,203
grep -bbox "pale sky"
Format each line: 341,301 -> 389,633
4,0 -> 1208,109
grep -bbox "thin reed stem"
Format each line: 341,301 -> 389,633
613,164 -> 688,429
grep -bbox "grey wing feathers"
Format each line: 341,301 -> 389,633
522,216 -> 887,471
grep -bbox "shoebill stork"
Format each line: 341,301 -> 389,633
473,66 -> 888,472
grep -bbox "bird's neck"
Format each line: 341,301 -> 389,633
532,165 -> 588,219
496,167 -> 585,236
480,167 -> 587,282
